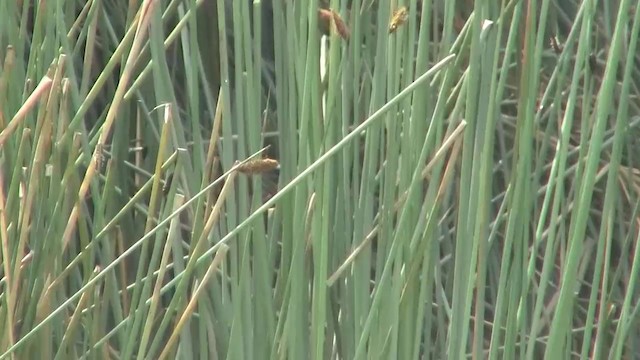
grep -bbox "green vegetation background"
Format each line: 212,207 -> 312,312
0,0 -> 639,359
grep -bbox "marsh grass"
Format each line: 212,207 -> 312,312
0,0 -> 639,359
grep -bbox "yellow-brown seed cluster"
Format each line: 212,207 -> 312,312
237,158 -> 280,175
389,7 -> 409,34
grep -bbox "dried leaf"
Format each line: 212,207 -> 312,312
318,9 -> 332,36
318,8 -> 350,40
331,10 -> 350,40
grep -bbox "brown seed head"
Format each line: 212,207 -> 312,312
389,7 -> 409,34
237,158 -> 280,175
